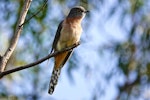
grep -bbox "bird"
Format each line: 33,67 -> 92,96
48,6 -> 89,94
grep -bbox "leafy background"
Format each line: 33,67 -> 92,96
0,0 -> 150,100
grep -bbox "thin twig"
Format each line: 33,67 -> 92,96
0,43 -> 80,78
0,0 -> 32,72
21,0 -> 48,26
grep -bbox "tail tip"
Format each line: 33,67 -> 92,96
48,69 -> 61,95
48,89 -> 53,95
48,85 -> 55,95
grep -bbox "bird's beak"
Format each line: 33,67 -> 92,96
85,10 -> 89,13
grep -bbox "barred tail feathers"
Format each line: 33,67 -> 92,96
48,67 -> 61,94
48,51 -> 73,94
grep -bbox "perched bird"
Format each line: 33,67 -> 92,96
48,6 -> 89,94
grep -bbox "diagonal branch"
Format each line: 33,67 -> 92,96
0,43 -> 80,78
0,0 -> 48,72
0,0 -> 32,72
21,0 -> 48,26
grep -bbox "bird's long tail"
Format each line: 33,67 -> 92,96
48,51 -> 72,94
48,67 -> 61,94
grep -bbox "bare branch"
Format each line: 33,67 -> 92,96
21,0 -> 48,26
0,0 -> 32,72
0,43 -> 80,78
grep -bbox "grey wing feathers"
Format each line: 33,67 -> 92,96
50,21 -> 63,53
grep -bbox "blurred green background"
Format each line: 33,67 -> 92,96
0,0 -> 150,100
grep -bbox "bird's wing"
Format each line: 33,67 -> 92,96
50,20 -> 63,53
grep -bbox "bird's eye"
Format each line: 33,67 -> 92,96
79,10 -> 83,13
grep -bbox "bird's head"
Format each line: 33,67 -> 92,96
67,6 -> 89,19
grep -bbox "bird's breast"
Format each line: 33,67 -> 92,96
57,21 -> 82,50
